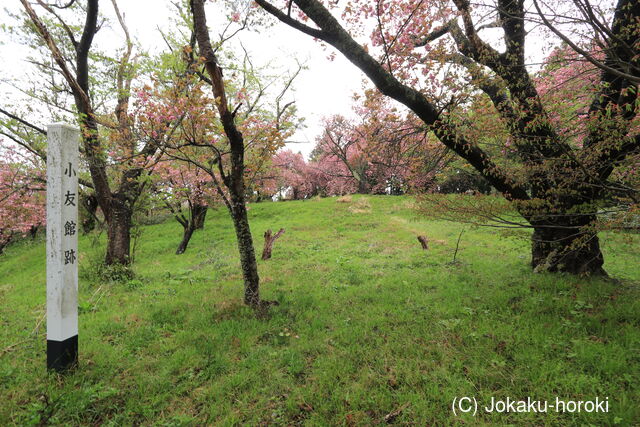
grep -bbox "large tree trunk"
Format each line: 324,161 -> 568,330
231,200 -> 260,307
530,218 -> 606,275
105,196 -> 132,265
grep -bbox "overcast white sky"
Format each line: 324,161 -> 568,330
1,0 -> 563,160
0,0 -> 367,158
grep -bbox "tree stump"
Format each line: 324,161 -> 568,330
417,235 -> 429,250
262,228 -> 285,260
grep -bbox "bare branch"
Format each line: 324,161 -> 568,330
532,0 -> 640,84
0,108 -> 47,135
254,0 -> 328,40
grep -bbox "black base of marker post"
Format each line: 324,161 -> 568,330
47,335 -> 78,372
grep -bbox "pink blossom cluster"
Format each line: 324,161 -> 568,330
260,91 -> 447,198
0,146 -> 45,251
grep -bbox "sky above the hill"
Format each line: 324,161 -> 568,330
0,0 -> 367,158
1,1 -> 553,159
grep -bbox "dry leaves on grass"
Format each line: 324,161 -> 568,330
348,199 -> 371,214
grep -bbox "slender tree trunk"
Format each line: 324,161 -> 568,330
176,224 -> 195,255
174,204 -> 207,254
230,200 -> 260,306
191,0 -> 263,307
530,216 -> 606,275
193,204 -> 207,230
105,196 -> 132,265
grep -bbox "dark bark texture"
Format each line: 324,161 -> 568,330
231,200 -> 261,306
193,204 -> 207,230
105,196 -> 133,265
176,226 -> 194,255
80,192 -> 99,234
531,225 -> 605,275
19,0 -> 157,267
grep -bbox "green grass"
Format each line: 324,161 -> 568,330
1,195 -> 638,426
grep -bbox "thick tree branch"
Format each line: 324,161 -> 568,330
498,0 -> 525,66
254,0 -> 327,40
258,0 -> 528,200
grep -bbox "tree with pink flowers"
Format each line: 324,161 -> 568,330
152,160 -> 214,254
309,90 -> 452,195
6,0 -> 162,267
0,145 -> 45,254
127,0 -> 301,306
256,0 -> 640,275
259,149 -> 315,200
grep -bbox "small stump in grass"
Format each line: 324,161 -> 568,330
262,228 -> 285,260
417,235 -> 429,250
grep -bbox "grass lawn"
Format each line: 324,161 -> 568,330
1,195 -> 638,425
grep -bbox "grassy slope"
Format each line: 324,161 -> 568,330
0,195 -> 638,426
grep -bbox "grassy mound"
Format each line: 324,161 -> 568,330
1,195 -> 638,425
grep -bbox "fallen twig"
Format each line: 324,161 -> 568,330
384,402 -> 410,423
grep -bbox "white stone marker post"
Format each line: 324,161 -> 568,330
46,123 -> 79,371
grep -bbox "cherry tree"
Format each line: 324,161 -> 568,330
263,149 -> 355,198
132,0 -> 300,306
152,160 -> 214,254
258,149 -> 315,200
0,145 -> 45,254
313,115 -> 371,193
5,0 -> 161,266
312,90 -> 452,194
256,0 -> 640,275
190,0 -> 290,306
